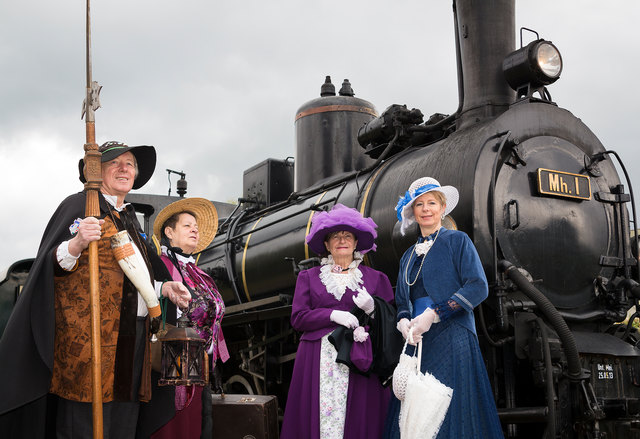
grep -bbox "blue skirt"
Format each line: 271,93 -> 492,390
383,319 -> 503,438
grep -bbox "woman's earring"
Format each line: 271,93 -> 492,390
441,213 -> 446,220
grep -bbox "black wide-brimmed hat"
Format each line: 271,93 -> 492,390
78,141 -> 157,189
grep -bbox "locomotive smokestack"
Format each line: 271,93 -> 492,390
455,0 -> 516,129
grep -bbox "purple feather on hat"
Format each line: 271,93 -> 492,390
305,204 -> 378,255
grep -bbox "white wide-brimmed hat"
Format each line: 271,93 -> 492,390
395,177 -> 459,235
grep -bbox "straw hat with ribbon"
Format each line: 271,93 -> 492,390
152,197 -> 218,254
395,177 -> 459,236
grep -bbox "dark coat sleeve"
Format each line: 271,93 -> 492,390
1,192 -> 180,437
0,192 -> 87,425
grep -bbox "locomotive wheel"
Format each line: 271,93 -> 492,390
224,374 -> 256,395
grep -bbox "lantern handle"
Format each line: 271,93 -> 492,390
159,294 -> 168,331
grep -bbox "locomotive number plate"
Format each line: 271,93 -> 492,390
596,363 -> 614,380
537,168 -> 591,200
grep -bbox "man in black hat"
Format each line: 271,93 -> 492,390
0,141 -> 190,438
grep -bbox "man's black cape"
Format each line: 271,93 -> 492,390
0,191 -> 175,438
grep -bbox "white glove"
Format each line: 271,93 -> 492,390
353,287 -> 375,315
396,318 -> 411,340
330,310 -> 359,329
410,308 -> 437,336
68,217 -> 105,256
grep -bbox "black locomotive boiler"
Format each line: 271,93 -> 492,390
2,0 -> 639,437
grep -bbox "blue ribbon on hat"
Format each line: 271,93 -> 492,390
395,184 -> 440,221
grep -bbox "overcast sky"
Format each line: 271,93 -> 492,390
1,0 -> 638,270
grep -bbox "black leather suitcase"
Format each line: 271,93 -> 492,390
210,393 -> 279,438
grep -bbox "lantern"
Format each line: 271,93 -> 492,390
158,316 -> 208,386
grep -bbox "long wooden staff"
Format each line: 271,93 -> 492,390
81,0 -> 104,437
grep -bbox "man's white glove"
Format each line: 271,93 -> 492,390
410,308 -> 438,336
396,318 -> 411,340
353,287 -> 375,315
330,310 -> 359,329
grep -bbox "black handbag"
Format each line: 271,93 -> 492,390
368,296 -> 405,381
328,297 -> 404,382
328,306 -> 370,374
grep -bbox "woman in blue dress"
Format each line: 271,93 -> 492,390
383,177 -> 503,438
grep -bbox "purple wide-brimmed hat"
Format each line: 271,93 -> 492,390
306,204 -> 378,255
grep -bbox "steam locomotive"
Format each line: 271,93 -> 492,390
2,0 -> 639,437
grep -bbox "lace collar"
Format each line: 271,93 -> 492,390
414,227 -> 442,256
318,252 -> 364,301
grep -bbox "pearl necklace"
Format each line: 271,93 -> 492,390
404,227 -> 441,287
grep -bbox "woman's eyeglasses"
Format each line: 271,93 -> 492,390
327,232 -> 355,242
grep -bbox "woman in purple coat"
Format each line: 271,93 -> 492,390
280,204 -> 394,439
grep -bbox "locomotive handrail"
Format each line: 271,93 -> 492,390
593,150 -> 640,283
207,197 -> 338,250
224,208 -> 247,305
488,130 -> 512,286
217,201 -> 243,231
535,317 -> 557,437
221,305 -> 292,328
225,295 -> 285,315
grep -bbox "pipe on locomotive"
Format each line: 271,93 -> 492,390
498,259 -> 583,381
535,317 -> 557,438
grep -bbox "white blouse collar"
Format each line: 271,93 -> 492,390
161,245 -> 195,263
318,252 -> 364,301
102,193 -> 130,212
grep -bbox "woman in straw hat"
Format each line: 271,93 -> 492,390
281,204 -> 395,439
383,177 -> 503,438
150,198 -> 229,439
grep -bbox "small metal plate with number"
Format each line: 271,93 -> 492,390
537,168 -> 591,200
596,363 -> 614,380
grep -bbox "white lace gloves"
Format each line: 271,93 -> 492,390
353,287 -> 375,315
408,308 -> 439,343
397,318 -> 411,340
397,308 -> 441,344
330,310 -> 359,329
331,287 -> 374,329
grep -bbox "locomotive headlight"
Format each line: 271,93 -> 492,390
536,42 -> 562,78
503,39 -> 563,95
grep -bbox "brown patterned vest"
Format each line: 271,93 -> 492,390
50,214 -> 152,402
